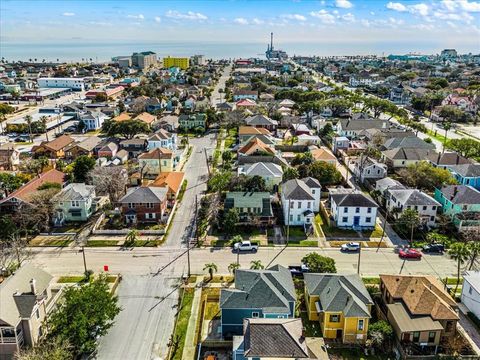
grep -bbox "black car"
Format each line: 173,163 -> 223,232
422,243 -> 445,254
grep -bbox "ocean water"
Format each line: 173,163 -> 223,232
0,40 -> 447,62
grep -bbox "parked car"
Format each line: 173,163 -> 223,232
233,240 -> 258,252
394,244 -> 409,253
288,264 -> 310,277
399,248 -> 422,259
341,242 -> 360,252
422,243 -> 445,254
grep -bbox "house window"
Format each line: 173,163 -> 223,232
367,208 -> 372,213
344,207 -> 348,213
430,216 -> 435,221
358,319 -> 364,331
432,206 -> 436,211
252,312 -> 259,318
469,286 -> 473,295
428,332 -> 436,342
145,213 -> 156,219
355,207 -> 360,213
342,217 -> 348,223
128,203 -> 134,209
312,189 -> 315,194
289,215 -> 293,222
307,202 -> 311,209
463,205 -> 468,211
298,202 -> 301,209
297,215 -> 301,222
366,217 -> 371,223
412,331 -> 420,342
290,201 -> 294,209
36,308 -> 40,319
329,314 -> 340,323
423,206 -> 427,211
146,203 -> 154,209
71,200 -> 80,207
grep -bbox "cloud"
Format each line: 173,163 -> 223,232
154,16 -> 161,23
252,18 -> 264,25
335,0 -> 353,9
127,14 -> 144,20
165,10 -> 207,20
342,13 -> 355,22
459,0 -> 480,12
89,21 -> 113,26
411,23 -> 435,30
409,3 -> 429,16
280,14 -> 307,21
386,2 -> 407,12
62,12 -> 75,16
310,10 -> 336,23
234,17 -> 249,25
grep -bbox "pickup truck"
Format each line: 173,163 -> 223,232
233,240 -> 258,252
288,264 -> 310,277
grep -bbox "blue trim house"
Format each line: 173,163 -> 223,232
449,164 -> 480,191
220,265 -> 296,338
434,185 -> 480,228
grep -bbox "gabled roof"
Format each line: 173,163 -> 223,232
243,162 -> 283,177
243,318 -> 309,358
151,172 -> 185,194
54,183 -> 95,202
310,148 -> 337,162
238,138 -> 275,156
148,129 -> 173,141
304,273 -> 373,318
0,169 -> 65,204
437,185 -> 480,204
134,112 -> 156,124
450,163 -> 480,177
245,114 -> 278,126
138,147 -> 173,160
113,112 -> 132,122
427,152 -> 472,167
302,177 -> 321,189
220,265 -> 295,313
380,274 -> 458,321
331,192 -> 378,208
118,186 -> 167,204
68,136 -> 102,152
383,136 -> 435,150
224,191 -> 273,216
239,126 -> 271,136
98,142 -> 118,153
281,179 -> 315,201
41,134 -> 75,152
0,264 -> 53,326
388,189 -> 440,206
236,98 -> 257,106
382,147 -> 431,161
339,119 -> 389,131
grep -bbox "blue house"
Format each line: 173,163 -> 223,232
449,164 -> 480,190
434,185 -> 480,229
220,265 -> 296,338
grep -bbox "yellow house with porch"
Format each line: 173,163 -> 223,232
304,273 -> 373,344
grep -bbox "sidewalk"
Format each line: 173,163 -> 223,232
181,280 -> 203,360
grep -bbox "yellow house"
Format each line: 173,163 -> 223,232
304,273 -> 373,344
138,148 -> 175,177
163,56 -> 190,70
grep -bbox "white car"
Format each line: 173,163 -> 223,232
341,242 -> 360,252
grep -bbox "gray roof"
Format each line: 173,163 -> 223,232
149,129 -> 173,141
54,183 -> 95,202
427,152 -> 472,167
118,186 -> 167,204
340,119 -> 390,131
438,185 -> 480,205
383,136 -> 435,150
243,318 -> 309,358
388,189 -> 440,206
73,136 -> 102,152
302,177 -> 321,189
304,274 -> 373,318
0,264 -> 53,326
220,265 -> 295,314
224,192 -> 273,217
382,147 -> 431,161
245,114 -> 278,126
244,162 -> 283,177
450,164 -> 480,177
376,177 -> 405,191
281,179 -> 316,201
331,192 -> 378,208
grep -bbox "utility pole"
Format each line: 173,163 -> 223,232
157,148 -> 163,175
286,199 -> 291,245
81,246 -> 87,274
357,242 -> 362,275
377,207 -> 389,252
410,221 -> 414,244
204,148 -> 211,176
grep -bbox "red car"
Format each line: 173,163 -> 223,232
399,248 -> 422,259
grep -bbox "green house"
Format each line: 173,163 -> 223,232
224,191 -> 274,225
434,185 -> 480,228
178,113 -> 206,130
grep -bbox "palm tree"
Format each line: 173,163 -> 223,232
250,260 -> 264,270
442,121 -> 451,154
125,229 -> 138,246
467,241 -> 480,271
448,242 -> 471,294
228,262 -> 240,275
24,115 -> 33,143
203,263 -> 218,280
39,115 -> 49,142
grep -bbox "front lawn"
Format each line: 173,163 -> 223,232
287,239 -> 318,247
170,288 -> 195,360
86,240 -> 121,247
319,212 -> 383,238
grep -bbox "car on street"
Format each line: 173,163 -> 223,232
288,264 -> 310,277
341,242 -> 360,252
399,248 -> 422,259
233,240 -> 258,252
422,243 -> 445,254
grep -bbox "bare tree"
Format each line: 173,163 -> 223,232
88,166 -> 128,204
222,110 -> 244,129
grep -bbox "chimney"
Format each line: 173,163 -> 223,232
451,186 -> 458,201
30,278 -> 37,295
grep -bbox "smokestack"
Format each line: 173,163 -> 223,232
270,32 -> 274,51
30,278 -> 37,295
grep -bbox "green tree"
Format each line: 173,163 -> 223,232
0,103 -> 15,133
283,167 -> 299,181
221,150 -> 233,164
448,242 -> 471,294
319,123 -> 334,141
15,337 -> 72,360
244,175 -> 266,192
301,252 -> 337,273
72,155 -> 96,183
125,229 -> 138,247
0,173 -> 26,196
46,275 -> 121,356
446,138 -> 480,159
223,208 -> 239,234
439,106 -> 467,123
250,260 -> 264,270
94,93 -> 108,103
228,262 -> 240,274
39,115 -> 49,142
397,209 -> 421,242
207,171 -> 232,192
203,262 -> 218,280
102,119 -> 149,139
24,115 -> 33,143
398,161 -> 457,191
368,320 -> 394,350
307,161 -> 342,186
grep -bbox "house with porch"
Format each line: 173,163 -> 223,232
0,144 -> 20,170
116,186 -> 168,224
178,113 -> 206,130
138,147 -> 175,176
64,136 -> 102,159
147,129 -> 177,151
237,162 -> 283,190
434,185 -> 480,229
448,164 -> 480,190
304,273 -> 373,344
32,134 -> 75,159
220,265 -> 296,338
52,183 -> 96,226
280,178 -> 321,226
224,192 -> 274,225
353,156 -> 387,183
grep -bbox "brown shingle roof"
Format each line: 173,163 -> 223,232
42,134 -> 75,152
113,112 -> 132,122
311,148 -> 337,162
134,112 -> 156,124
239,138 -> 275,156
138,147 -> 173,160
380,275 -> 458,321
151,172 -> 185,194
239,126 -> 271,136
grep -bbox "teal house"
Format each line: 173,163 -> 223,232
434,185 -> 480,228
449,164 -> 480,191
220,265 -> 296,338
178,113 -> 206,130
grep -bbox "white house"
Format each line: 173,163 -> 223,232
297,134 -> 321,146
238,162 -> 283,190
53,183 -> 96,226
37,77 -> 87,91
385,188 -> 440,228
461,271 -> 480,319
147,129 -> 177,151
329,190 -> 378,229
281,177 -> 321,226
353,156 -> 387,183
79,111 -> 108,131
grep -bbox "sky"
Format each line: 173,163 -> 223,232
1,0 -> 479,55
